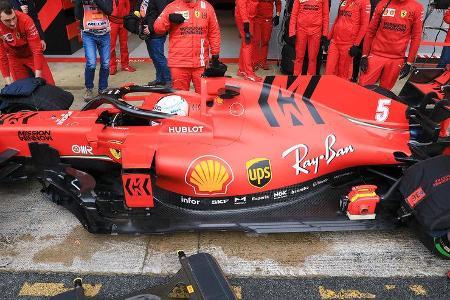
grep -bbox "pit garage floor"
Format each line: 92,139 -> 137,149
0,62 -> 450,299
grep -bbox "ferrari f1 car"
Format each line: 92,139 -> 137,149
0,72 -> 449,258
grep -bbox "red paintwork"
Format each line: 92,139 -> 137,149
0,75 -> 412,205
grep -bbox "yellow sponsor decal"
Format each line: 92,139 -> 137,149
110,148 -> 121,160
187,285 -> 195,293
185,155 -> 234,195
246,158 -> 272,188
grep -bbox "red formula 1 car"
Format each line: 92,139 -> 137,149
0,73 -> 449,258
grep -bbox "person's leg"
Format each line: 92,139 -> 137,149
109,23 -> 119,74
118,25 -> 130,68
260,18 -> 273,69
325,41 -> 339,75
82,32 -> 97,90
191,67 -> 203,93
171,67 -> 190,90
150,37 -> 171,84
379,57 -> 403,90
337,44 -> 353,81
97,32 -> 111,92
358,54 -> 384,87
438,46 -> 450,68
293,31 -> 308,76
236,16 -> 258,78
8,56 -> 31,81
145,38 -> 162,83
306,32 -> 321,75
252,17 -> 263,68
159,36 -> 172,84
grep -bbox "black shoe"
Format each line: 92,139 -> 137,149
148,80 -> 165,86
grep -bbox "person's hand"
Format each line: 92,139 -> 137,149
4,76 -> 12,85
273,15 -> 280,26
20,5 -> 28,14
41,40 -> 46,51
243,22 -> 251,44
399,62 -> 412,79
33,77 -> 46,86
348,45 -> 361,57
35,69 -> 42,79
360,56 -> 368,73
169,13 -> 185,24
143,25 -> 150,35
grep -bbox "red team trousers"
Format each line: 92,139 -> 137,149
170,67 -> 204,93
110,22 -> 130,68
9,55 -> 55,85
358,54 -> 404,90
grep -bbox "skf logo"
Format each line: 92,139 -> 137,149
122,174 -> 154,207
382,8 -> 395,17
109,148 -> 121,160
246,158 -> 272,188
185,155 -> 234,195
400,10 -> 407,18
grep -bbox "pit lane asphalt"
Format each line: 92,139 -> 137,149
1,63 -> 449,299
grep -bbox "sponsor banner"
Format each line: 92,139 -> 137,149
246,158 -> 272,188
156,170 -> 356,210
18,130 -> 52,142
72,145 -> 93,155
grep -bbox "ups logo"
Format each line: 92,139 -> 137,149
246,158 -> 272,188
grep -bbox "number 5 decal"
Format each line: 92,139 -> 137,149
375,99 -> 392,122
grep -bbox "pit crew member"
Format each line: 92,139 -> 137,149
235,0 -> 261,82
325,0 -> 371,80
253,0 -> 281,70
75,0 -> 113,100
359,0 -> 423,90
289,0 -> 329,75
109,0 -> 135,75
153,0 -> 221,93
0,3 -> 54,85
9,0 -> 46,51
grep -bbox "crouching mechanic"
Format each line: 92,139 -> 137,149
359,0 -> 423,90
325,0 -> 370,80
0,3 -> 54,85
153,0 -> 221,93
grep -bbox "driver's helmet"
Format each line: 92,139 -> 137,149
154,95 -> 189,116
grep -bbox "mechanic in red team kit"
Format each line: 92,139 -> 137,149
0,2 -> 54,85
359,0 -> 423,90
289,0 -> 329,76
109,0 -> 136,75
325,0 -> 371,80
253,0 -> 281,70
153,0 -> 221,92
235,0 -> 261,82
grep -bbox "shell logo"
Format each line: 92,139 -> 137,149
185,155 -> 234,195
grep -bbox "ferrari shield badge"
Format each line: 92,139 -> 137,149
109,148 -> 121,160
185,155 -> 234,195
401,10 -> 407,18
246,158 -> 272,188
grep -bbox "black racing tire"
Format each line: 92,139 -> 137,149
410,219 -> 450,260
0,84 -> 73,113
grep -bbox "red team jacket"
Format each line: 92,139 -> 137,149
256,0 -> 282,19
109,0 -> 130,24
235,0 -> 260,22
153,0 -> 220,68
289,0 -> 330,36
328,0 -> 371,45
362,0 -> 423,63
0,11 -> 43,78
